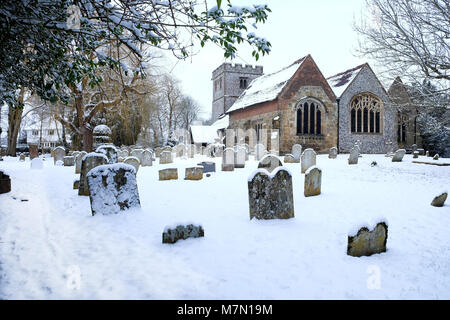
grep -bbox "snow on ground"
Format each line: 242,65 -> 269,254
0,153 -> 449,299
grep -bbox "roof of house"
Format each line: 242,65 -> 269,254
326,64 -> 366,98
211,114 -> 229,130
226,56 -> 308,113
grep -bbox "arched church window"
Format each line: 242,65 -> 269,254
350,93 -> 383,133
397,113 -> 408,143
296,99 -> 324,136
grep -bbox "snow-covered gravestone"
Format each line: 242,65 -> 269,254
176,144 -> 187,158
255,143 -> 266,161
248,167 -> 294,220
63,156 -> 75,166
234,146 -> 246,168
159,168 -> 178,181
301,148 -> 316,173
96,144 -> 118,164
328,147 -> 338,159
131,149 -> 144,164
118,149 -> 129,159
75,151 -> 87,174
162,224 -> 204,244
141,150 -> 153,167
347,221 -> 388,257
30,158 -> 44,170
222,147 -> 235,171
78,153 -> 108,196
304,166 -> 321,197
348,146 -> 359,165
257,154 -> 283,173
53,146 -> 65,164
124,156 -> 140,173
185,167 -> 203,180
292,144 -> 302,163
86,164 -> 140,216
159,150 -> 173,164
392,149 -> 406,162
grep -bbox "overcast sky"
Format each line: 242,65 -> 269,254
162,0 -> 372,121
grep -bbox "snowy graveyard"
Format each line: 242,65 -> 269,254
0,151 -> 449,299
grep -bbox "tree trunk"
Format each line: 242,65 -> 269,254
6,105 -> 23,156
81,125 -> 93,152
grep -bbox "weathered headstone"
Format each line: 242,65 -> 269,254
159,168 -> 178,181
63,156 -> 75,166
328,147 -> 338,159
431,192 -> 447,207
197,161 -> 215,173
78,153 -> 108,196
248,168 -> 294,220
131,149 -> 144,164
234,146 -> 246,168
257,154 -> 283,173
160,150 -> 173,164
29,144 -> 39,160
141,150 -> 153,167
392,149 -> 406,162
53,146 -> 65,164
348,146 -> 359,165
185,167 -> 203,180
222,147 -> 234,171
162,224 -> 204,244
86,163 -> 140,215
75,151 -> 87,174
175,144 -> 186,158
292,144 -> 302,163
0,171 -> 11,194
96,144 -> 118,164
347,222 -> 388,257
124,156 -> 140,173
301,148 -> 317,173
304,166 -> 321,197
426,150 -> 430,157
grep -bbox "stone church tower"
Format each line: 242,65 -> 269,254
211,63 -> 263,122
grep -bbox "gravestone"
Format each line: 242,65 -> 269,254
433,154 -> 439,160
255,143 -> 266,161
328,147 -> 338,159
131,149 -> 144,164
63,156 -> 75,166
304,166 -> 321,197
348,146 -> 359,165
19,153 -> 26,161
185,167 -> 203,180
175,144 -> 186,158
284,154 -> 295,163
124,156 -> 140,173
53,146 -> 65,165
392,149 -> 406,162
347,222 -> 388,257
0,171 -> 11,194
75,151 -> 87,174
86,163 -> 140,216
141,150 -> 153,167
162,224 -> 204,244
187,145 -> 195,158
222,147 -> 235,171
73,179 -> 79,190
257,154 -> 283,173
160,151 -> 173,164
248,168 -> 294,220
96,144 -> 118,164
413,151 -> 419,159
417,148 -> 425,155
118,149 -> 129,159
301,148 -> 316,173
78,153 -> 108,196
234,146 -> 246,168
197,161 -> 215,173
292,144 -> 302,163
411,144 -> 418,153
29,144 -> 39,160
159,168 -> 178,181
426,151 -> 429,157
154,147 -> 163,158
431,192 -> 447,207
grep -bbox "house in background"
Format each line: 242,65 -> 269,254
20,115 -> 70,150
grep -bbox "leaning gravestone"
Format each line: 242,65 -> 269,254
431,192 -> 447,207
222,148 -> 235,171
301,148 -> 316,173
392,149 -> 406,162
160,150 -> 173,164
159,168 -> 178,181
53,146 -> 65,165
304,166 -> 322,197
257,154 -> 283,173
86,163 -> 140,216
141,150 -> 153,167
347,222 -> 388,257
0,171 -> 11,194
162,224 -> 204,244
78,153 -> 108,196
348,146 -> 359,165
124,156 -> 140,173
328,147 -> 338,159
234,146 -> 246,168
96,144 -> 118,164
75,151 -> 87,174
63,156 -> 75,167
292,144 -> 302,163
248,168 -> 294,220
185,167 -> 203,180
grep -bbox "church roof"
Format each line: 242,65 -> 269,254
227,56 -> 307,113
326,64 -> 366,98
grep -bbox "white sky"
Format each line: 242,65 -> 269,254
159,0 -> 374,121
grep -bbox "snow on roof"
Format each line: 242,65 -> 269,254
227,56 -> 307,113
211,114 -> 229,129
327,64 -> 366,98
190,125 -> 219,144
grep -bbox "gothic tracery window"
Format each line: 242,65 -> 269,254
397,113 -> 408,143
296,99 -> 323,136
350,93 -> 382,134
